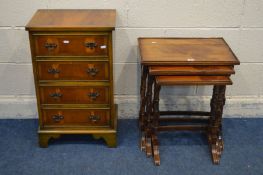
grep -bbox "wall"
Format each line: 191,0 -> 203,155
0,0 -> 263,118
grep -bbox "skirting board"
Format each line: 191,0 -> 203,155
0,95 -> 262,119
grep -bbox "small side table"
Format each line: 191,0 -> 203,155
138,38 -> 240,166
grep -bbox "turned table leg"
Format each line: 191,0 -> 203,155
139,65 -> 148,151
152,80 -> 161,166
139,65 -> 148,129
145,75 -> 154,157
208,85 -> 226,164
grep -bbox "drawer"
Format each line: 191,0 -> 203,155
34,35 -> 108,56
42,109 -> 110,127
37,61 -> 109,80
39,86 -> 109,104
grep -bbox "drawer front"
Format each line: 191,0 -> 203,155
34,35 -> 108,56
39,86 -> 109,104
37,61 -> 109,80
42,109 -> 110,126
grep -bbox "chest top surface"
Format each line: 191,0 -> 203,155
25,9 -> 116,31
138,38 -> 240,65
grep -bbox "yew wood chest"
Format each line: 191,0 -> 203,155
26,9 -> 117,147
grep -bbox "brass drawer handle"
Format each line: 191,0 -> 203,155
88,92 -> 100,100
49,93 -> 63,98
85,42 -> 97,49
86,67 -> 99,76
89,115 -> 100,122
52,114 -> 64,122
44,43 -> 57,50
48,68 -> 60,74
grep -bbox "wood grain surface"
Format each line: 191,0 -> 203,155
155,75 -> 232,85
139,38 -> 240,65
149,65 -> 235,75
26,9 -> 116,31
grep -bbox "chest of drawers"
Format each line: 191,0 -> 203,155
26,9 -> 117,148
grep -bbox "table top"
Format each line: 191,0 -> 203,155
149,65 -> 235,75
155,75 -> 232,85
26,9 -> 116,31
138,38 -> 240,66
